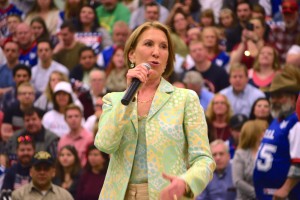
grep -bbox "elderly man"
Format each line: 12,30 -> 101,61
253,66 -> 300,200
97,21 -> 131,68
197,139 -> 236,200
78,69 -> 107,119
182,71 -> 214,111
12,151 -> 74,200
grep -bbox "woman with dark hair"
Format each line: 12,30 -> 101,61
249,97 -> 273,124
74,5 -> 113,55
30,16 -> 50,41
166,8 -> 190,58
25,0 -> 60,35
76,144 -> 109,200
53,145 -> 82,198
105,47 -> 127,92
199,9 -> 216,27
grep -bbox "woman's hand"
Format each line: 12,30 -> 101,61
126,63 -> 150,87
160,173 -> 186,200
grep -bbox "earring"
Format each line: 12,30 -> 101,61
130,62 -> 135,68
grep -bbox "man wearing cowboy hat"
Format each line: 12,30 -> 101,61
253,66 -> 300,200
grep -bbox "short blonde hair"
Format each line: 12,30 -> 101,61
238,119 -> 268,149
124,21 -> 175,78
229,63 -> 248,77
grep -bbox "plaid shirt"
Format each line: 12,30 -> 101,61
268,21 -> 300,63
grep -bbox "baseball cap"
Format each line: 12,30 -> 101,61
282,0 -> 298,14
53,81 -> 72,94
229,114 -> 248,130
32,151 -> 54,166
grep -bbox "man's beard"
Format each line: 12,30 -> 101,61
271,101 -> 295,119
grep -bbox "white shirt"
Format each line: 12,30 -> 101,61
31,60 -> 69,93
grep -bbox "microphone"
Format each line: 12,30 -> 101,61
121,63 -> 151,106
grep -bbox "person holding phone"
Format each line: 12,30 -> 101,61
230,17 -> 267,69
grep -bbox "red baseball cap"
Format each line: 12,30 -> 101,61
282,0 -> 299,14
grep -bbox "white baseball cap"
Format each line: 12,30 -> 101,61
53,81 -> 72,94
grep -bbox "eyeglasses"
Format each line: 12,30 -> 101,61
213,101 -> 226,105
17,135 -> 32,143
18,92 -> 35,96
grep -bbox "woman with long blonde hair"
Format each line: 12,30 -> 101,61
232,119 -> 268,200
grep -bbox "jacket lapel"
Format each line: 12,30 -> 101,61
148,78 -> 174,120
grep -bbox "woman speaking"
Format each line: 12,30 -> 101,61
94,21 -> 215,200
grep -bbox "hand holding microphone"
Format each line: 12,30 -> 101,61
121,63 -> 151,105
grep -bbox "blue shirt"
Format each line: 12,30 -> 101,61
197,163 -> 236,200
19,42 -> 38,68
199,88 -> 214,111
220,84 -> 265,116
253,113 -> 300,200
0,4 -> 23,37
0,64 -> 14,88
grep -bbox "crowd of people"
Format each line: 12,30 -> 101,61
0,0 -> 300,199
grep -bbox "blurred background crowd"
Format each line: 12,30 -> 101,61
0,0 -> 300,199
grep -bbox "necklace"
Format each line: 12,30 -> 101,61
137,96 -> 154,103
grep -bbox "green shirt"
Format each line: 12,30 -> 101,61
129,115 -> 148,183
96,3 -> 131,35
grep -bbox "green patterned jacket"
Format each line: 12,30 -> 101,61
94,78 -> 215,200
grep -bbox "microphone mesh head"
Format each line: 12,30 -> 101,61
142,63 -> 151,70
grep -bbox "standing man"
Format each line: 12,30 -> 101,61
253,66 -> 300,200
225,1 -> 252,51
12,151 -> 74,200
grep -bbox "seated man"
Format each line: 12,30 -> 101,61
5,107 -> 58,162
220,63 -> 265,116
58,104 -> 93,167
12,151 -> 73,200
197,139 -> 236,200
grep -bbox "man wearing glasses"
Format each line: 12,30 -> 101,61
1,82 -> 35,137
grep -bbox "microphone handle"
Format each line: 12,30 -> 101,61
121,78 -> 141,105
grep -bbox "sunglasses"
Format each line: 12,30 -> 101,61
17,135 -> 32,143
